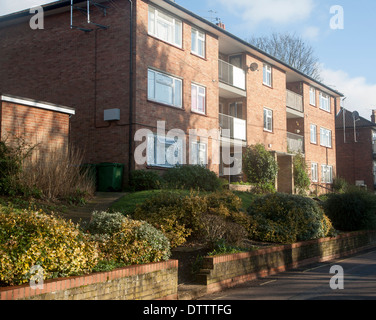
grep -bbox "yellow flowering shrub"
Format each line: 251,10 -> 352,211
0,207 -> 99,286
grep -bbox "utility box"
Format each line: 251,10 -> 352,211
104,108 -> 120,121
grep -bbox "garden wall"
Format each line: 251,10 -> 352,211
0,260 -> 178,300
196,231 -> 376,294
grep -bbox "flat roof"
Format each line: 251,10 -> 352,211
1,94 -> 76,115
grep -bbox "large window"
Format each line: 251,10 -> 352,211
319,92 -> 331,112
263,108 -> 273,132
321,165 -> 333,184
263,63 -> 272,87
320,127 -> 332,148
191,28 -> 205,58
148,69 -> 182,108
191,83 -> 206,114
311,162 -> 318,183
310,124 -> 317,144
148,5 -> 182,48
310,87 -> 316,106
147,134 -> 183,168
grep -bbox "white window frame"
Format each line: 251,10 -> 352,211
311,162 -> 318,183
310,87 -> 316,106
263,108 -> 273,132
321,165 -> 333,184
148,5 -> 182,48
191,28 -> 205,58
310,124 -> 317,144
319,92 -> 331,112
148,69 -> 182,108
191,83 -> 206,114
263,63 -> 272,87
320,127 -> 332,148
147,134 -> 183,168
190,141 -> 207,166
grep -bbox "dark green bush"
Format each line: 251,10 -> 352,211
163,165 -> 221,191
323,188 -> 376,231
247,193 -> 334,244
293,153 -> 310,195
242,144 -> 278,185
129,170 -> 162,191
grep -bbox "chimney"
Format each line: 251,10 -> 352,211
371,110 -> 376,123
216,22 -> 225,30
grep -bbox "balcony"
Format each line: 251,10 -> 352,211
286,90 -> 304,118
287,132 -> 304,153
218,60 -> 246,98
219,113 -> 246,141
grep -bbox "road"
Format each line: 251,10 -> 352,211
199,249 -> 376,300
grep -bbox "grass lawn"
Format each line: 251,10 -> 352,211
109,189 -> 257,215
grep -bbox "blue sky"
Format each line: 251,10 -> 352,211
1,0 -> 376,118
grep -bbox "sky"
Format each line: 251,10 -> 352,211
1,0 -> 376,119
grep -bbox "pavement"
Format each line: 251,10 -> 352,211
198,249 -> 376,300
61,192 -> 126,224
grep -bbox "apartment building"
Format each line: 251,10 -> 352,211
336,108 -> 376,191
0,0 -> 343,191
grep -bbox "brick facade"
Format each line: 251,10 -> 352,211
0,0 -> 343,189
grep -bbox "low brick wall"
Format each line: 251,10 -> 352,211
0,260 -> 178,300
197,231 -> 376,294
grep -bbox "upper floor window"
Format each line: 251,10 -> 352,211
320,127 -> 332,148
191,28 -> 205,58
263,63 -> 272,87
310,124 -> 317,144
191,83 -> 206,114
263,108 -> 273,132
148,5 -> 182,48
148,69 -> 182,108
319,92 -> 331,112
310,87 -> 316,106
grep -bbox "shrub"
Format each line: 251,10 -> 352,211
84,211 -> 171,266
0,207 -> 99,286
163,165 -> 221,191
332,176 -> 348,194
323,188 -> 376,231
242,144 -> 278,185
293,153 -> 310,195
129,170 -> 162,191
247,193 -> 334,244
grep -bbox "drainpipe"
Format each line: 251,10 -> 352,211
127,0 -> 134,182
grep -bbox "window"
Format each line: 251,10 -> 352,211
148,69 -> 182,108
191,28 -> 205,57
190,141 -> 207,166
311,162 -> 318,183
191,83 -> 206,114
148,5 -> 182,47
320,127 -> 332,148
321,165 -> 333,184
310,87 -> 316,106
263,63 -> 272,87
147,134 -> 183,168
263,108 -> 273,132
229,102 -> 243,119
319,92 -> 331,112
310,124 -> 317,144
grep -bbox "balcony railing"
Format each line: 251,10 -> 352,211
286,89 -> 303,113
218,59 -> 246,91
219,113 -> 246,141
287,132 -> 304,153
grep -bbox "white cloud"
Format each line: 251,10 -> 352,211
302,26 -> 320,41
214,0 -> 316,26
0,0 -> 52,16
321,67 -> 376,119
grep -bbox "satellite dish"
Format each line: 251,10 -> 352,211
352,111 -> 360,121
249,62 -> 259,72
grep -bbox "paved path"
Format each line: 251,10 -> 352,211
199,249 -> 376,300
61,192 -> 126,223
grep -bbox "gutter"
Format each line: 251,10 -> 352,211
127,0 -> 134,181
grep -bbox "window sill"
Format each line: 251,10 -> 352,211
190,52 -> 207,61
147,99 -> 185,111
263,83 -> 273,89
191,110 -> 207,117
148,34 -> 184,52
264,129 -> 273,134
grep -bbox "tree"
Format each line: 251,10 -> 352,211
293,153 -> 311,195
248,32 -> 322,81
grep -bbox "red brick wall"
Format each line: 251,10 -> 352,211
1,101 -> 70,156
